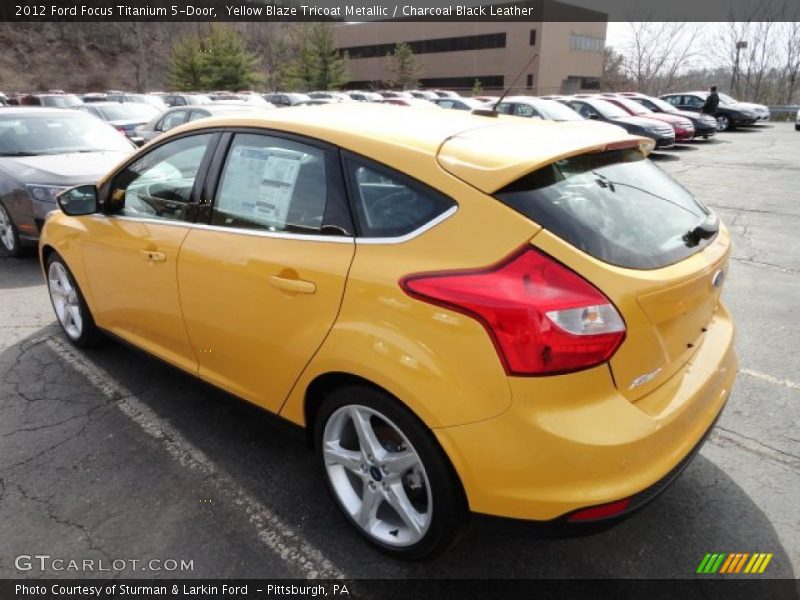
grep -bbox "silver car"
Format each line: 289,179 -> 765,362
136,104 -> 264,144
0,108 -> 134,256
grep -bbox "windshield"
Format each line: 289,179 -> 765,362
0,113 -> 133,155
98,103 -> 159,121
41,95 -> 83,108
613,97 -> 651,115
534,99 -> 584,121
718,92 -> 737,104
494,149 -> 714,269
590,99 -> 631,119
186,95 -> 213,105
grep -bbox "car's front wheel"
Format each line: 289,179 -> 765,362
46,254 -> 102,347
0,201 -> 23,257
716,115 -> 731,131
315,385 -> 468,559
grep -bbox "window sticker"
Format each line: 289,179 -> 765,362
218,145 -> 303,229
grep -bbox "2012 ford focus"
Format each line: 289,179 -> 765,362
40,105 -> 736,559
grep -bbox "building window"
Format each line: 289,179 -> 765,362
570,34 -> 604,53
421,75 -> 504,89
341,33 -> 506,60
526,74 -> 534,88
529,30 -> 537,46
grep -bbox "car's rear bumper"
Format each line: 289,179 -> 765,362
436,304 -> 736,522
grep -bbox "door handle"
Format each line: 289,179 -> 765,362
269,275 -> 316,294
140,250 -> 167,262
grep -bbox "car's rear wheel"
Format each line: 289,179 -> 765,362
46,254 -> 102,347
0,202 -> 23,257
716,115 -> 731,131
315,385 -> 468,559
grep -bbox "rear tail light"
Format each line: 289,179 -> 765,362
401,248 -> 626,375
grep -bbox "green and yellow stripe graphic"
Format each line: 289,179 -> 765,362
696,552 -> 773,574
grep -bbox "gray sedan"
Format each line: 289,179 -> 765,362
0,108 -> 134,256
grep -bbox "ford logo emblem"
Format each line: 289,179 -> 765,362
712,269 -> 725,288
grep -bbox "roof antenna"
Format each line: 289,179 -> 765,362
472,53 -> 539,118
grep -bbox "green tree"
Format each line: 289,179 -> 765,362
202,25 -> 264,90
387,42 -> 423,90
287,23 -> 349,91
472,79 -> 484,96
168,33 -> 207,91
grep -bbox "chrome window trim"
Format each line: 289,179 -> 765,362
89,197 -> 457,245
356,205 -> 457,245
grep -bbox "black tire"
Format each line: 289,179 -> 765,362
716,115 -> 731,131
795,124 -> 800,131
314,384 -> 469,559
0,201 -> 25,258
46,253 -> 103,348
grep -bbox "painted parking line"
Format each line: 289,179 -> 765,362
739,367 -> 800,392
45,337 -> 345,580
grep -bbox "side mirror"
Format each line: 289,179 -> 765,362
56,185 -> 99,216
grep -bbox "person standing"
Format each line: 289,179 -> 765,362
701,85 -> 720,115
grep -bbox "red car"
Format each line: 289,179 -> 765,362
603,95 -> 695,142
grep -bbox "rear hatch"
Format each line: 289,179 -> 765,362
438,131 -> 728,400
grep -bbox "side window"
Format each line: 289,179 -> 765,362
212,133 -> 330,235
685,96 -> 703,108
160,110 -> 188,131
438,100 -> 454,109
570,102 -> 595,118
345,157 -> 456,238
174,97 -> 186,106
664,96 -> 679,106
111,134 -> 213,221
187,110 -> 210,122
495,103 -> 512,115
515,104 -> 541,118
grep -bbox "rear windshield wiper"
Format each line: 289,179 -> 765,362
683,213 -> 719,247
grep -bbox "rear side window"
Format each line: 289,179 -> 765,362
345,157 -> 455,238
495,149 -> 714,269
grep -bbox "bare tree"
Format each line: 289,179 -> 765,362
623,22 -> 700,95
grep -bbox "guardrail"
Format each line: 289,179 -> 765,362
766,105 -> 799,121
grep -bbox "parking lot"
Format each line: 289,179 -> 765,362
0,122 -> 798,580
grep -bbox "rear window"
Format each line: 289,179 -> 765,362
495,149 -> 715,269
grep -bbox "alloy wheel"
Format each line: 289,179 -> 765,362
48,261 -> 83,340
716,115 -> 730,131
0,203 -> 16,252
322,404 -> 432,547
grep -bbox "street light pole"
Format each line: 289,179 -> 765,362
730,40 -> 748,97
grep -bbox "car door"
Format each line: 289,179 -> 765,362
177,131 -> 356,412
80,132 -> 218,372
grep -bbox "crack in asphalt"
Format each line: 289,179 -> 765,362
709,427 -> 800,472
14,482 -> 113,565
730,256 -> 800,275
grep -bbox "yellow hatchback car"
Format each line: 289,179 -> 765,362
41,104 -> 736,559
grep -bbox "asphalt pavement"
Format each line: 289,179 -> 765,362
0,123 -> 798,581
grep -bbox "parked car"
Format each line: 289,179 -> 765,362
378,91 -> 414,99
408,90 -> 440,101
78,102 -> 160,146
432,98 -> 486,111
264,93 -> 312,107
561,97 -> 676,147
660,92 -> 757,131
431,89 -> 460,98
136,104 -> 259,144
620,93 -> 718,139
717,92 -> 770,121
494,96 -> 627,134
345,91 -> 383,102
796,108 -> 800,131
382,98 -> 440,108
601,95 -> 695,142
81,93 -> 108,104
294,99 -> 338,106
309,91 -> 351,102
21,94 -> 84,109
0,108 -> 133,256
106,93 -> 168,112
162,93 -> 214,107
43,104 -> 735,559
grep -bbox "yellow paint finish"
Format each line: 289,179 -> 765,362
435,306 -> 735,520
177,228 -> 354,413
79,216 -> 197,372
